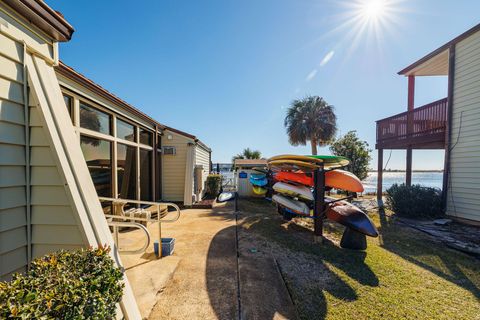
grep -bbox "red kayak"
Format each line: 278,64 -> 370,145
274,169 -> 364,192
326,202 -> 378,237
274,170 -> 313,186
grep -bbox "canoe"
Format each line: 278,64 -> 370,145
274,170 -> 313,186
273,182 -> 313,201
250,176 -> 268,187
325,169 -> 364,192
272,194 -> 311,216
326,202 -> 378,237
217,192 -> 235,202
252,185 -> 267,196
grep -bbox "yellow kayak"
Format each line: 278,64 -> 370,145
268,159 -> 319,171
268,154 -> 324,164
268,154 -> 349,169
252,185 -> 267,196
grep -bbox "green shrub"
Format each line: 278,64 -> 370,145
206,174 -> 222,197
385,183 -> 443,219
0,246 -> 124,319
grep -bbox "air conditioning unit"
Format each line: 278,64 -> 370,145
163,146 -> 176,155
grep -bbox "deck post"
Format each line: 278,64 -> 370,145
406,149 -> 412,186
406,75 -> 415,186
313,165 -> 325,243
377,149 -> 383,203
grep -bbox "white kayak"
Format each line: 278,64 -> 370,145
217,192 -> 235,202
272,194 -> 311,216
273,182 -> 313,201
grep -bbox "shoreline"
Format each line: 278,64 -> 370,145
368,170 -> 443,173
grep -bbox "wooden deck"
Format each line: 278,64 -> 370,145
376,98 -> 448,149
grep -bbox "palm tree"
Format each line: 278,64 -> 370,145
284,96 -> 337,155
232,148 -> 262,162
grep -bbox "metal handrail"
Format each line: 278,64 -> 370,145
108,221 -> 151,255
99,197 -> 181,257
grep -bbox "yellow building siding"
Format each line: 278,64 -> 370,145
446,30 -> 480,222
195,145 -> 211,197
162,131 -> 189,202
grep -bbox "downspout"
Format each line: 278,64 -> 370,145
442,44 -> 456,211
23,43 -> 31,268
183,142 -> 195,206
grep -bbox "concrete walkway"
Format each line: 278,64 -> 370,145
148,202 -> 297,320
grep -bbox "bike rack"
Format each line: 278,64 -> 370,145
99,197 -> 181,258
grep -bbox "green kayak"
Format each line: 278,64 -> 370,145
307,155 -> 350,167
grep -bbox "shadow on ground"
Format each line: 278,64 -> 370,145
376,207 -> 480,299
205,198 -> 379,320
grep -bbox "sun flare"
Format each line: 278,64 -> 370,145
361,0 -> 386,20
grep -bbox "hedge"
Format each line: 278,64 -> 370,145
385,183 -> 443,219
206,174 -> 222,197
0,246 -> 124,319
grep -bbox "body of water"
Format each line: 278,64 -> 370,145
363,172 -> 443,193
215,169 -> 443,194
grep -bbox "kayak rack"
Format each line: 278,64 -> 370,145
268,162 -> 372,250
99,197 -> 181,257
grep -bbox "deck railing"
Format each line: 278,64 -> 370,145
376,97 -> 447,148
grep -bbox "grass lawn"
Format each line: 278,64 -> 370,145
238,198 -> 480,320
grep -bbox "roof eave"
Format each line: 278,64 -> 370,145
3,0 -> 74,42
56,61 -> 166,130
398,22 -> 480,76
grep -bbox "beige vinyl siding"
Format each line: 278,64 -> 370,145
162,131 -> 189,202
0,4 -> 83,280
0,19 -> 27,280
195,145 -> 211,197
29,103 -> 84,259
446,30 -> 480,222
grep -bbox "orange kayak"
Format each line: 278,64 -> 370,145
325,170 -> 364,192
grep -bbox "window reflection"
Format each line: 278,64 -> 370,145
80,103 -> 111,135
117,143 -> 137,200
140,149 -> 152,201
139,128 -> 153,145
117,119 -> 135,142
80,135 -> 112,197
63,95 -> 73,119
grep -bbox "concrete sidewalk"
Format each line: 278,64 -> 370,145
149,203 -> 238,319
148,201 -> 297,320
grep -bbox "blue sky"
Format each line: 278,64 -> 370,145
48,0 -> 479,169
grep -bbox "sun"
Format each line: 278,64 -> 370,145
361,0 -> 386,20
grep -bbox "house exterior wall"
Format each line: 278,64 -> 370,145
0,5 -> 141,318
194,144 -> 211,199
0,2 -> 55,280
446,30 -> 480,222
161,130 -> 190,202
29,97 -> 84,259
